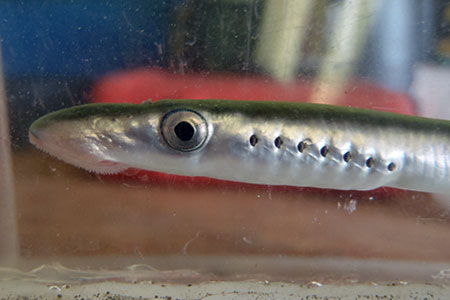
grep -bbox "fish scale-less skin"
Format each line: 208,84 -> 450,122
29,99 -> 450,193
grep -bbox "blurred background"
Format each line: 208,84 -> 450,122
1,0 -> 450,285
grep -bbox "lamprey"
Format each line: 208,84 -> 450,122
29,99 -> 450,193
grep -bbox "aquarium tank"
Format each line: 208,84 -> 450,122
1,0 -> 450,299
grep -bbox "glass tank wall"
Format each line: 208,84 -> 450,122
1,0 -> 450,298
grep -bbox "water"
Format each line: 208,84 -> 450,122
1,0 -> 450,298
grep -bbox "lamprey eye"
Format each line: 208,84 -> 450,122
161,109 -> 208,151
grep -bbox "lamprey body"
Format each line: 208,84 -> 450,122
29,99 -> 450,193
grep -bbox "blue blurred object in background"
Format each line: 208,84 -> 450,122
0,1 -> 181,77
363,0 -> 436,92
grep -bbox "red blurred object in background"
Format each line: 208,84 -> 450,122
91,68 -> 417,191
92,68 -> 416,113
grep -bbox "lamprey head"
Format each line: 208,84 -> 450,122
29,101 -> 214,174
